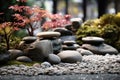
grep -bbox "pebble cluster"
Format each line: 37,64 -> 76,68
0,54 -> 120,76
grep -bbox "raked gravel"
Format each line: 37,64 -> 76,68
0,54 -> 120,76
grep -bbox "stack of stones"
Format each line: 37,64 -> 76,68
62,41 -> 79,50
36,32 -> 62,54
81,36 -> 119,55
53,27 -> 80,50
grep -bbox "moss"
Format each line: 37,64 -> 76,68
5,60 -> 41,66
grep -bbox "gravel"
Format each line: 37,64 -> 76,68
0,54 -> 120,76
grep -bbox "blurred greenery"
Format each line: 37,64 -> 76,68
76,13 -> 120,51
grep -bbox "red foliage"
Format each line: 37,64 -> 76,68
42,14 -> 71,30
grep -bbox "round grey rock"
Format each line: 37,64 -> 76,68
77,48 -> 94,56
47,54 -> 61,64
41,61 -> 52,68
16,56 -> 32,62
57,50 -> 82,63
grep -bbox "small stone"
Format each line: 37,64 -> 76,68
8,49 -> 24,60
47,54 -> 61,64
33,63 -> 41,68
77,48 -> 94,56
22,36 -> 37,44
41,62 -> 52,68
63,41 -> 76,46
53,28 -> 73,36
16,56 -> 32,62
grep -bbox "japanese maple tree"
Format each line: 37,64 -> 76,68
42,14 -> 71,31
9,0 -> 48,36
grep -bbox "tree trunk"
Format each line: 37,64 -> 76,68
97,0 -> 108,18
114,0 -> 120,13
83,0 -> 87,21
52,0 -> 57,14
65,0 -> 68,14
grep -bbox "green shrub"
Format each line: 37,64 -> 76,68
76,14 -> 120,51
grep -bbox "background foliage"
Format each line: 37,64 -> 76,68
76,13 -> 120,51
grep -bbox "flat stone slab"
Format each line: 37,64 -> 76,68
82,36 -> 104,44
36,32 -> 61,38
22,36 -> 37,44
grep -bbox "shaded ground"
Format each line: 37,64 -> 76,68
0,74 -> 120,80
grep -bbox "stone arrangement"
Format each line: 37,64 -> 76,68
81,36 -> 119,55
0,54 -> 120,76
0,24 -> 120,76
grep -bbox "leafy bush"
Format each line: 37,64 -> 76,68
76,13 -> 120,51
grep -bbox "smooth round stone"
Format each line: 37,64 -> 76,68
82,43 -> 119,55
73,44 -> 80,48
77,48 -> 94,56
41,61 -> 52,68
62,45 -> 77,50
22,36 -> 37,44
63,41 -> 76,46
16,56 -> 32,62
47,54 -> 61,64
33,63 -> 41,68
36,32 -> 61,38
8,49 -> 24,60
53,28 -> 73,36
57,50 -> 82,63
82,36 -> 104,44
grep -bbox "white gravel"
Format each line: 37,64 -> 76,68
0,54 -> 120,76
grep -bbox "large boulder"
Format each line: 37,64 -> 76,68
82,43 -> 119,55
25,40 -> 53,61
57,50 -> 82,63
